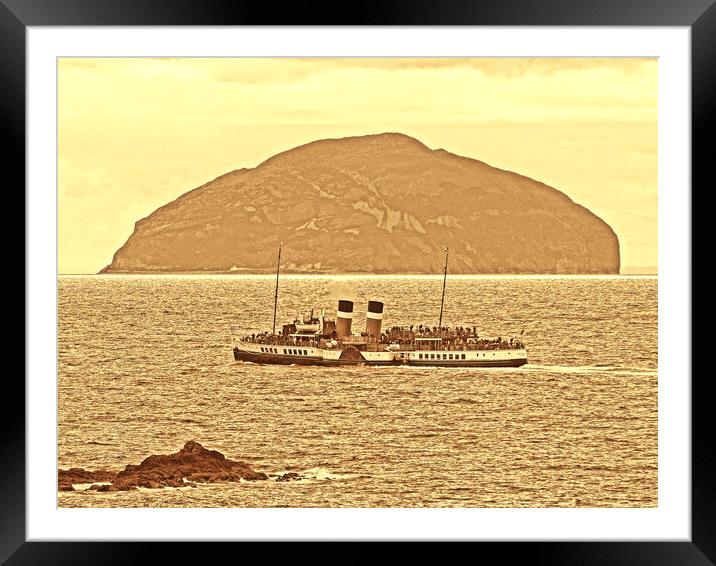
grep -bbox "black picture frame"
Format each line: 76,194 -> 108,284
7,0 -> 708,563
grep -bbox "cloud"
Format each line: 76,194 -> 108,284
203,57 -> 657,85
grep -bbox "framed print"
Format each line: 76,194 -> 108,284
8,0 -> 710,563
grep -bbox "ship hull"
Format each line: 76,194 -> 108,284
233,344 -> 527,368
233,348 -> 368,366
406,358 -> 526,368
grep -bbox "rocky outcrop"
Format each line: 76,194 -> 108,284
58,441 -> 267,492
112,440 -> 267,489
101,133 -> 620,274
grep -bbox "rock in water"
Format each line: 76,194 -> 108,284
276,472 -> 301,482
58,441 -> 268,492
100,133 -> 619,274
112,440 -> 267,489
92,484 -> 120,492
58,468 -> 116,491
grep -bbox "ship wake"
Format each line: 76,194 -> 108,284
525,364 -> 657,376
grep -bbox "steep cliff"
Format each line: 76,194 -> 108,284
101,133 -> 620,274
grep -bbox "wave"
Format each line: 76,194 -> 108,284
302,467 -> 355,481
267,467 -> 356,483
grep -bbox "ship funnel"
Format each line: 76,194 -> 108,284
335,299 -> 354,339
366,300 -> 384,342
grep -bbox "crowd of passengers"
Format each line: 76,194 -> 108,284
241,324 -> 524,350
241,331 -> 282,345
379,325 -> 524,350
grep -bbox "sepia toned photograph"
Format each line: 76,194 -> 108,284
57,57 -> 657,509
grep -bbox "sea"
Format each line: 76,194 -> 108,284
58,274 -> 657,508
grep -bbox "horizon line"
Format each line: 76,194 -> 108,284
58,270 -> 659,277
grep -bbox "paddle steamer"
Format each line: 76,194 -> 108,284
232,246 -> 527,367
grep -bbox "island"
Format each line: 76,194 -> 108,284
101,133 -> 620,275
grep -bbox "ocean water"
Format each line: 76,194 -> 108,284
57,275 -> 657,508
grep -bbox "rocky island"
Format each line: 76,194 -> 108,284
101,133 -> 620,274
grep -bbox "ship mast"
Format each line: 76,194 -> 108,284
272,242 -> 282,336
438,246 -> 449,331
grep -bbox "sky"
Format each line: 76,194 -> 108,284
58,58 -> 657,274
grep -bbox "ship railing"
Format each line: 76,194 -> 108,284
378,340 -> 525,352
236,334 -> 322,348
